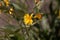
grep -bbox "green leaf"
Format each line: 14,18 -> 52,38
10,33 -> 25,40
34,7 -> 39,13
4,25 -> 17,32
12,3 -> 21,10
12,3 -> 27,12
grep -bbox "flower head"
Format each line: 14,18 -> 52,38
24,13 -> 33,25
9,8 -> 14,14
34,13 -> 42,19
3,0 -> 9,6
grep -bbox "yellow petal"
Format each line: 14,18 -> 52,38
23,13 -> 33,25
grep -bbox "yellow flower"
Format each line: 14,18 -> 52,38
9,8 -> 14,14
24,13 -> 33,25
10,8 -> 14,11
3,0 -> 9,6
34,13 -> 42,19
9,11 -> 12,14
